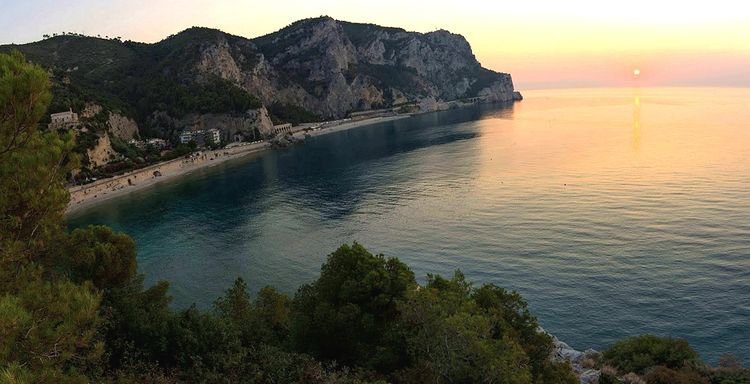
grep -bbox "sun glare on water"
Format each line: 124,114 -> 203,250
633,69 -> 641,76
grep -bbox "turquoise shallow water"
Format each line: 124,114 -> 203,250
68,88 -> 750,363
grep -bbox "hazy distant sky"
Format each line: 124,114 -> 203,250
2,0 -> 749,89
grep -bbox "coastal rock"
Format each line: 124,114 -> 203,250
194,17 -> 518,117
477,75 -> 516,103
553,338 -> 584,362
177,107 -> 274,142
248,107 -> 275,138
418,96 -> 439,113
579,369 -> 601,384
78,103 -> 140,140
269,134 -> 292,148
541,328 -> 602,384
86,133 -> 122,168
107,112 -> 139,140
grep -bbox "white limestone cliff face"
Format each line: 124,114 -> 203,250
191,17 -> 518,118
107,113 -> 139,140
270,18 -> 358,81
177,107 -> 274,141
86,134 -> 121,168
79,103 -> 140,140
477,74 -> 516,103
196,37 -> 244,84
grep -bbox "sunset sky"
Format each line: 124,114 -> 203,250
2,0 -> 749,89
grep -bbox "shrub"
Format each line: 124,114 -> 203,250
643,366 -> 709,384
292,243 -> 416,371
603,335 -> 699,375
622,372 -> 646,384
599,365 -> 620,384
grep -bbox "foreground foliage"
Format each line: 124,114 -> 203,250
1,51 -> 748,383
599,335 -> 750,384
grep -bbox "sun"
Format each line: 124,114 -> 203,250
633,69 -> 641,76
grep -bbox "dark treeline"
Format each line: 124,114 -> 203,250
1,52 -> 749,383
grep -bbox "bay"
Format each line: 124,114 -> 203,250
68,87 -> 750,363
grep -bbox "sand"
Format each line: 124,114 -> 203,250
66,115 -> 409,215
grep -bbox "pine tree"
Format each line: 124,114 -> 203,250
0,51 -> 102,382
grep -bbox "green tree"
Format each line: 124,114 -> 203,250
0,52 -> 76,263
100,278 -> 173,371
0,271 -> 102,383
0,51 -> 52,157
472,284 -> 555,378
214,277 -> 256,346
165,306 -> 245,382
61,225 -> 137,291
396,272 -> 533,384
292,243 -> 416,371
603,335 -> 700,375
396,272 -> 577,384
252,285 -> 292,346
0,51 -> 102,382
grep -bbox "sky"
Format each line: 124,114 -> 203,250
2,0 -> 749,89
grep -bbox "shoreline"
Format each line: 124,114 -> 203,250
65,114 -> 409,215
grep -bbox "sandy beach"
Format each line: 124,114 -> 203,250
66,114 -> 409,215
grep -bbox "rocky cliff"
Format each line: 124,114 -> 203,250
2,16 -> 519,137
239,17 -> 517,117
86,133 -> 122,168
176,107 -> 274,142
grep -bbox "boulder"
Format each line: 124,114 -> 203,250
540,328 -> 602,384
579,369 -> 601,384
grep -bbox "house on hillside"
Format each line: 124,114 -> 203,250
48,108 -> 79,129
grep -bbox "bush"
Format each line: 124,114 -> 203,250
603,335 -> 699,375
599,365 -> 620,384
643,366 -> 709,384
396,272 -> 577,384
291,243 -> 416,371
62,225 -> 137,290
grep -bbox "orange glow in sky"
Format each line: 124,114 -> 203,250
2,0 -> 749,89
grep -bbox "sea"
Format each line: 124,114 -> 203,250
68,88 -> 750,363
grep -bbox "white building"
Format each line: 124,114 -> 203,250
132,138 -> 170,150
128,139 -> 144,149
147,138 -> 169,149
206,129 -> 221,144
180,131 -> 195,144
180,129 -> 221,146
48,108 -> 79,129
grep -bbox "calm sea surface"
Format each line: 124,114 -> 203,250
68,88 -> 750,363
